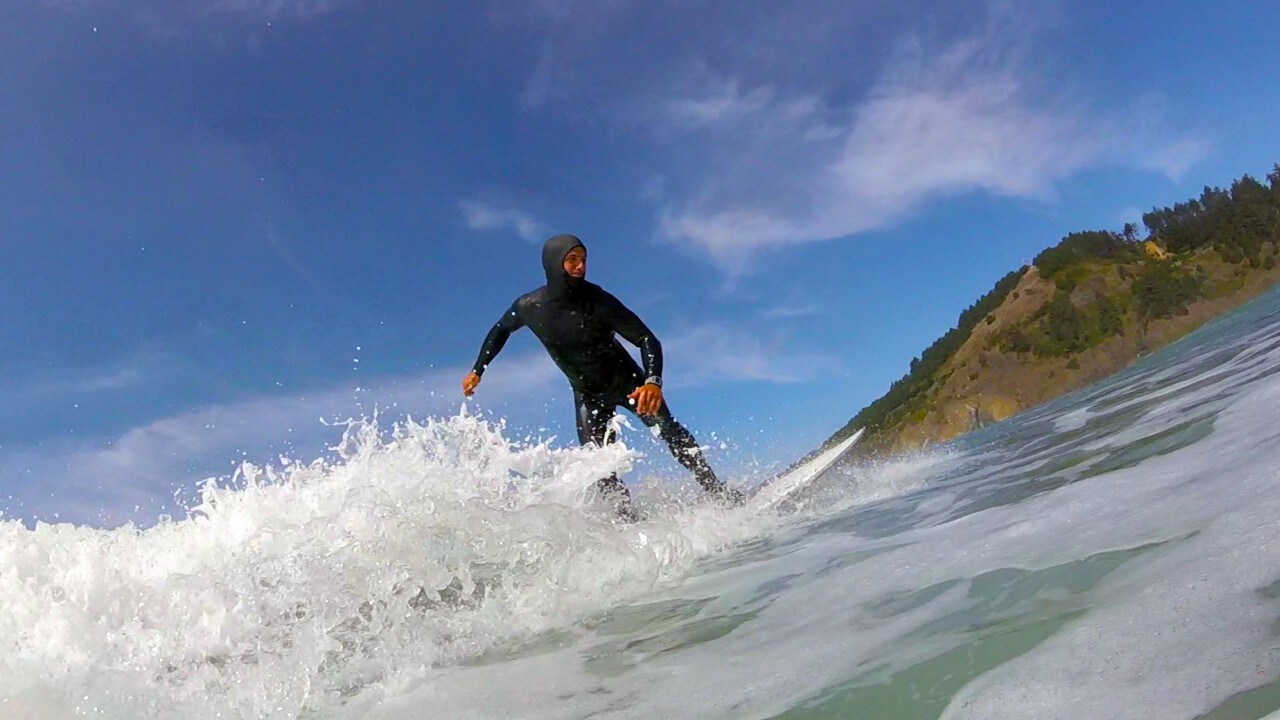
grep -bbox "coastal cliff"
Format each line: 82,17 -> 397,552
830,166 -> 1280,455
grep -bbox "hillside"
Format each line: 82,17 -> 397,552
831,166 -> 1280,454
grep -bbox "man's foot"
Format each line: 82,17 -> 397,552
693,468 -> 743,507
596,475 -> 642,522
614,500 -> 642,523
710,485 -> 746,507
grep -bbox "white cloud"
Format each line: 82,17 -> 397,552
663,78 -> 778,132
1137,137 -> 1213,181
663,321 -> 835,386
74,367 -> 145,392
209,0 -> 349,19
655,70 -> 840,143
760,303 -> 820,320
656,11 -> 1207,274
43,0 -> 351,22
461,200 -> 552,243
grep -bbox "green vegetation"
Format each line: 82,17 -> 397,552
834,163 -> 1280,448
992,286 -> 1129,359
832,267 -> 1026,439
1131,261 -> 1202,321
1142,171 -> 1280,266
1033,231 -> 1138,290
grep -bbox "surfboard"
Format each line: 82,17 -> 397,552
748,428 -> 864,512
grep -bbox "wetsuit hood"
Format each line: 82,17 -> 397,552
542,233 -> 585,298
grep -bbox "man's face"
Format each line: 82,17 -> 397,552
563,246 -> 587,279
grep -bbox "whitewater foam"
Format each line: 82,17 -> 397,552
0,412 -> 742,717
0,405 -> 909,719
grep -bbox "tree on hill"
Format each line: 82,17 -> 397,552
1038,291 -> 1088,356
1032,230 -> 1142,291
994,288 -> 1128,359
1132,261 -> 1201,321
1214,176 -> 1277,267
1096,293 -> 1124,337
1033,230 -> 1131,280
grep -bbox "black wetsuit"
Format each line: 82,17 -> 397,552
472,234 -> 736,516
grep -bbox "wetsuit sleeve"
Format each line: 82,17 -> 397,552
598,290 -> 663,381
472,300 -> 525,376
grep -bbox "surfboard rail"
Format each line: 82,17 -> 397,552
748,428 -> 865,512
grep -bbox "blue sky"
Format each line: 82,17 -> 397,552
3,0 -> 1279,526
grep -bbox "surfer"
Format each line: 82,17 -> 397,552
463,233 -> 743,520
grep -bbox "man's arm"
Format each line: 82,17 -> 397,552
598,290 -> 665,415
598,290 -> 663,382
464,300 -> 524,395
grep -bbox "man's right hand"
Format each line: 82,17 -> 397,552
462,371 -> 481,396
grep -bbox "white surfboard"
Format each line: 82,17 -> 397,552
748,428 -> 865,512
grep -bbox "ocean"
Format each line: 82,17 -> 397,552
5,286 -> 1280,719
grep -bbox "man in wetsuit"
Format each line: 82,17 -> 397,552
463,233 -> 743,520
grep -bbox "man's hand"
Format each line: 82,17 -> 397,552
627,383 -> 663,416
462,371 -> 482,396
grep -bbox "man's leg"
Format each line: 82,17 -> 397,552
575,391 -> 640,521
640,402 -> 744,505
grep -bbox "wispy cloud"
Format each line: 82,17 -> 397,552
651,7 -> 1206,274
208,0 -> 351,19
1137,137 -> 1213,181
654,69 -> 840,143
664,78 -> 772,130
72,367 -> 145,392
760,303 -> 821,320
461,200 -> 552,243
663,321 -> 835,386
3,349 -> 189,405
40,0 -> 351,23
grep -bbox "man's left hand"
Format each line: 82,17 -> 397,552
628,383 -> 663,416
